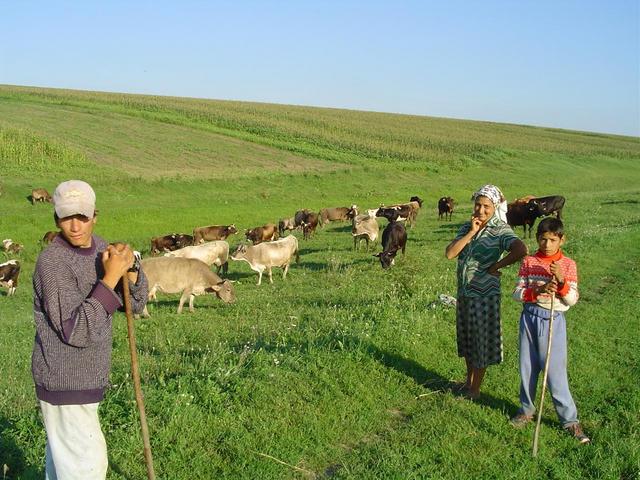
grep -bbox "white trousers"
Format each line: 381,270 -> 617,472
40,401 -> 108,480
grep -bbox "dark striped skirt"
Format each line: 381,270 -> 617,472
456,294 -> 503,369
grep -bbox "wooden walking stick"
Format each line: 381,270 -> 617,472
122,275 -> 156,480
532,292 -> 555,457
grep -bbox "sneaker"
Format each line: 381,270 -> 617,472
510,413 -> 533,428
565,423 -> 591,444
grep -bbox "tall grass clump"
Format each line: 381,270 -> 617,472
0,126 -> 89,174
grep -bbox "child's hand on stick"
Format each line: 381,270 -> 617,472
550,261 -> 564,284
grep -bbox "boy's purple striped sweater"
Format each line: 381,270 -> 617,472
32,234 -> 148,405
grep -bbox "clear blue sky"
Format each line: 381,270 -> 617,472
1,0 -> 638,136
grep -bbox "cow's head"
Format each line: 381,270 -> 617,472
227,224 -> 238,235
206,280 -> 236,304
373,248 -> 398,269
230,244 -> 248,260
347,205 -> 358,219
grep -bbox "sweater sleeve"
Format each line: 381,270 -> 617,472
557,258 -> 579,307
114,268 -> 149,315
35,258 -> 119,348
513,257 -> 537,303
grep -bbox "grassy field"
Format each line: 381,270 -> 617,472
0,85 -> 639,479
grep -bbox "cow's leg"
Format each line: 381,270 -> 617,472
188,294 -> 196,313
268,267 -> 273,284
283,263 -> 289,279
142,305 -> 150,318
256,268 -> 263,286
222,261 -> 228,276
178,288 -> 192,314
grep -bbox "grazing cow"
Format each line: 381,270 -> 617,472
140,257 -> 235,316
374,221 -> 407,269
2,239 -> 23,254
164,240 -> 230,275
378,200 -> 420,227
193,224 -> 238,244
352,213 -> 379,250
528,195 -> 566,220
319,205 -> 358,226
245,223 -> 279,245
42,231 -> 59,245
506,200 -> 543,238
230,235 -> 299,285
150,233 -> 193,255
31,188 -> 52,204
438,197 -> 455,221
301,212 -> 320,240
0,260 -> 20,295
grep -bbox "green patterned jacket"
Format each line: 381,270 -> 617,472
455,216 -> 519,298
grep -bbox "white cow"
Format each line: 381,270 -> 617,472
352,214 -> 379,251
140,257 -> 235,316
164,240 -> 229,275
230,235 -> 299,285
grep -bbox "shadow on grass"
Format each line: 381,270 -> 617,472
364,345 -> 519,414
0,414 -> 43,479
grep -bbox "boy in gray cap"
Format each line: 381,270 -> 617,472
32,180 -> 149,479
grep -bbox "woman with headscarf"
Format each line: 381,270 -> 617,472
445,185 -> 527,399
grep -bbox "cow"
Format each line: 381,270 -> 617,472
374,220 -> 407,269
164,240 -> 230,275
278,217 -> 296,237
0,260 -> 20,295
140,256 -> 235,316
378,200 -> 420,227
245,223 -> 279,245
319,205 -> 358,226
150,233 -> 193,255
376,207 -> 405,224
528,195 -> 566,220
507,200 -> 543,238
410,196 -> 424,208
438,197 -> 454,221
2,239 -> 23,254
41,231 -> 59,245
352,213 -> 379,251
293,209 -> 311,229
193,224 -> 238,244
230,235 -> 299,285
301,212 -> 320,240
31,188 -> 52,204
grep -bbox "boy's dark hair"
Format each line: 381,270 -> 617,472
536,217 -> 564,238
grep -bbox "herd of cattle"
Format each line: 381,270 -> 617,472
0,188 -> 565,316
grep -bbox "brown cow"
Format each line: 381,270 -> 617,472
0,260 -> 20,295
193,224 -> 238,244
150,233 -> 193,255
319,205 -> 358,226
438,197 -> 454,221
245,224 -> 279,245
31,188 -> 52,204
301,212 -> 320,240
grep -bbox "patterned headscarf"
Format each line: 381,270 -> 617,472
471,184 -> 508,222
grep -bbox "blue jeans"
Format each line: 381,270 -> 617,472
518,303 -> 579,426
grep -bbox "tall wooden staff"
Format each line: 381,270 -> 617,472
532,292 -> 555,457
122,275 -> 156,479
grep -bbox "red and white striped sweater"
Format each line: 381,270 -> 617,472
512,250 -> 578,312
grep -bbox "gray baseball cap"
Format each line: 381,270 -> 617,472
52,180 -> 96,218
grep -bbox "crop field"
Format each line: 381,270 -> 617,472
0,85 -> 639,479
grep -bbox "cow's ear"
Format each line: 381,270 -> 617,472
207,285 -> 222,293
372,253 -> 381,257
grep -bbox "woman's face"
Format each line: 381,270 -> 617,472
473,196 -> 495,225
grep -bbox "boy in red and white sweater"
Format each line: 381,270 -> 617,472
510,217 -> 590,443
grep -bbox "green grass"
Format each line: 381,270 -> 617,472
0,85 -> 639,479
